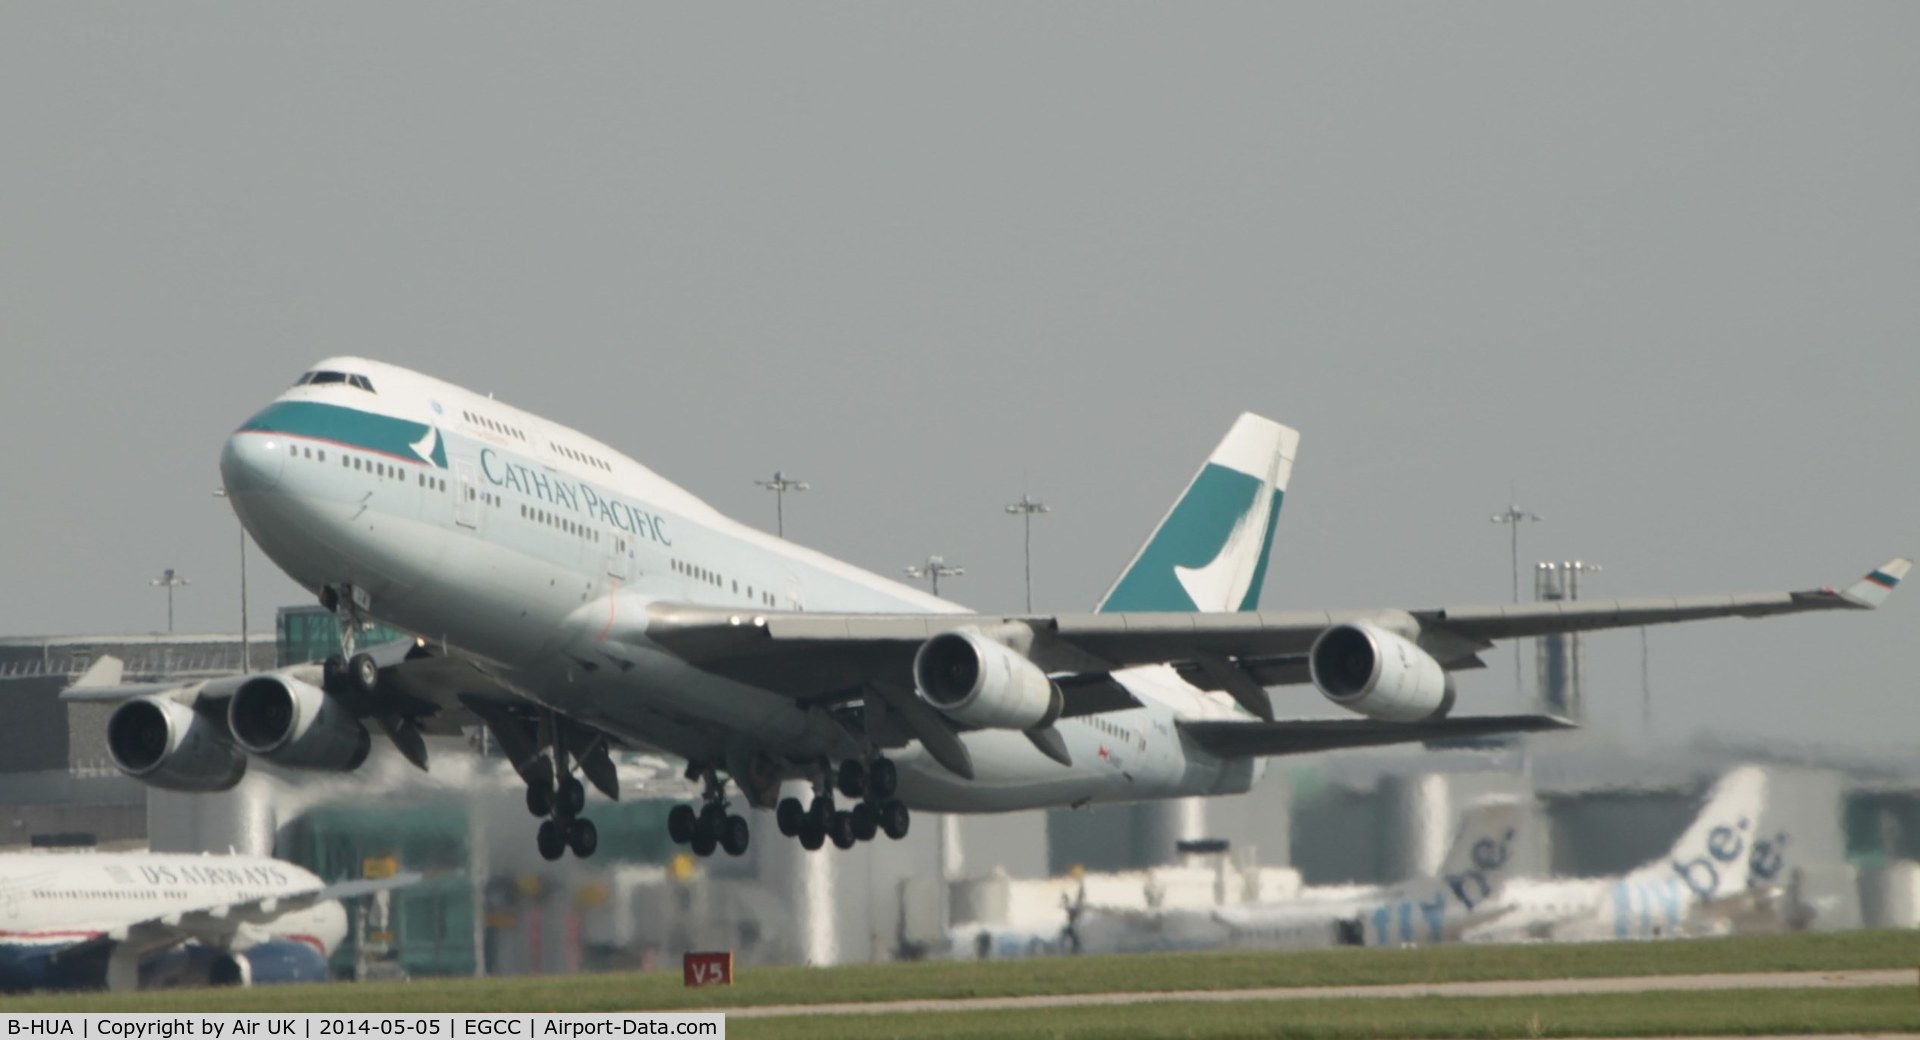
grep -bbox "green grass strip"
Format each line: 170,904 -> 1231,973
736,987 -> 1920,1040
6,929 -> 1917,1013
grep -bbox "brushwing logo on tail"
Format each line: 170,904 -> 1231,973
1173,449 -> 1286,613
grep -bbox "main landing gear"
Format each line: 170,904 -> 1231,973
525,722 -> 598,862
666,765 -> 751,858
775,756 -> 910,852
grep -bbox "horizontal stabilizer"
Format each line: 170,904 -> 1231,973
1178,714 -> 1574,759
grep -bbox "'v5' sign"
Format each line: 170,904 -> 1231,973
683,951 -> 734,987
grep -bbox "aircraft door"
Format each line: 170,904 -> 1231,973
453,459 -> 481,529
608,535 -> 630,582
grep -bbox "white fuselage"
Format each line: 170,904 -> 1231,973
221,358 -> 1258,812
0,853 -> 343,956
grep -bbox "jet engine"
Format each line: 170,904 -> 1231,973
208,941 -> 331,986
145,941 -> 330,988
1309,621 -> 1456,722
228,675 -> 371,772
914,629 -> 1063,731
105,696 -> 247,792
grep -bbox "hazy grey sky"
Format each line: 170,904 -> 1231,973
3,5 -> 1913,750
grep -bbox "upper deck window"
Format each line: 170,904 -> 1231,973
294,371 -> 376,393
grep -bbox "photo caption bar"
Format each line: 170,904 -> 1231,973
2,1016 -> 723,1040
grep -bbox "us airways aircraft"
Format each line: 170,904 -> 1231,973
68,359 -> 1905,864
1460,766 -> 1776,943
0,851 -> 412,992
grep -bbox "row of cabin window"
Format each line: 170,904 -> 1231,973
550,441 -> 613,473
1083,714 -> 1145,749
334,450 -> 448,492
670,558 -> 777,606
464,410 -> 527,442
521,503 -> 600,542
295,442 -> 450,494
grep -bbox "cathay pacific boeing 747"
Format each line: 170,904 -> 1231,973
69,360 -> 1907,863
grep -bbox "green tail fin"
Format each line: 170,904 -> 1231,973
1094,413 -> 1299,614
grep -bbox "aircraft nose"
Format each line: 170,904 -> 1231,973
220,430 -> 287,493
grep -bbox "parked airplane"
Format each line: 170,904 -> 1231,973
1048,797 -> 1530,956
1460,765 -> 1773,943
66,359 -> 1905,863
1218,797 -> 1528,947
0,850 -> 413,992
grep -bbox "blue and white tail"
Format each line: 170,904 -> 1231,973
1630,765 -> 1769,897
1095,413 -> 1300,614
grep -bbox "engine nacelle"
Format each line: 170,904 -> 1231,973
914,629 -> 1063,731
208,940 -> 331,987
1309,621 -> 1456,722
228,675 -> 371,772
105,696 -> 247,792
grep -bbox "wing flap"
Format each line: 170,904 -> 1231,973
1179,714 -> 1574,759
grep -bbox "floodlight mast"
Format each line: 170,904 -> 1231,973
754,471 -> 809,538
1004,494 -> 1049,612
150,568 -> 190,635
904,555 -> 964,598
214,489 -> 249,672
1490,503 -> 1542,694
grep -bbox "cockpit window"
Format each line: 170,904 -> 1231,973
293,371 -> 376,393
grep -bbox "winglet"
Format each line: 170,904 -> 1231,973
1840,557 -> 1910,608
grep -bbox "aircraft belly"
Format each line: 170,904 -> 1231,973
889,717 -> 1194,813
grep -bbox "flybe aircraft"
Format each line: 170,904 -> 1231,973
67,359 -> 1905,864
1216,797 -> 1528,948
0,851 -> 411,992
1460,766 -> 1775,943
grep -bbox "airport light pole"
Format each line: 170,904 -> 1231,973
1004,494 -> 1049,612
1490,503 -> 1541,694
214,489 -> 250,673
150,568 -> 190,635
905,555 -> 964,598
754,471 -> 809,538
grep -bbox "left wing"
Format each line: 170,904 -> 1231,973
1177,714 -> 1573,758
636,556 -> 1908,714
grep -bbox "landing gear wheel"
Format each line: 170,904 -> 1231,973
690,829 -> 718,857
349,653 -> 380,695
869,757 -> 899,800
720,815 -> 750,856
837,759 -> 867,799
879,799 -> 910,840
667,804 -> 696,845
568,818 -> 598,858
776,798 -> 804,837
536,819 -> 566,861
828,810 -> 856,850
850,802 -> 878,842
558,777 -> 587,818
807,795 -> 834,831
526,783 -> 555,818
798,820 -> 826,851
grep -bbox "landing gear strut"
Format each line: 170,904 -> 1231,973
666,765 -> 750,858
778,755 -> 909,852
525,714 -> 598,860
